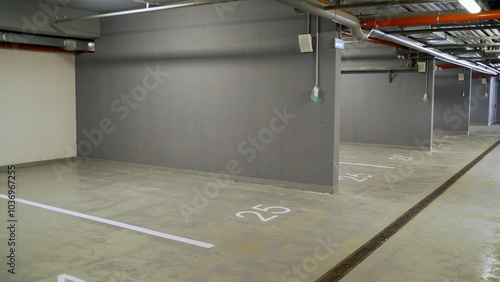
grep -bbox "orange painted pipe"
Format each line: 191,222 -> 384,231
316,0 -> 333,6
361,10 -> 500,28
472,73 -> 498,79
436,63 -> 461,69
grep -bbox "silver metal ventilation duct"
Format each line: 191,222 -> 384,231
274,0 -> 368,41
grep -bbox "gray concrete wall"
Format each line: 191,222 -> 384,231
434,68 -> 472,132
0,0 -> 100,39
470,77 -> 492,125
340,43 -> 434,149
75,1 -> 340,193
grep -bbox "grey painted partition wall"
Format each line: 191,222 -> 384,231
75,1 -> 340,193
340,43 -> 434,149
434,68 -> 472,132
470,77 -> 495,125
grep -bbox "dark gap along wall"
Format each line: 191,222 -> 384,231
434,67 -> 472,132
75,0 -> 341,193
339,43 -> 434,149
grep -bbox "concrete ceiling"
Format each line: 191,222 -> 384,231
3,0 -> 500,71
8,0 -> 500,14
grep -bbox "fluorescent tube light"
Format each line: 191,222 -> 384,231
459,0 -> 481,13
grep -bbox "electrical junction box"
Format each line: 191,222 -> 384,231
298,34 -> 313,53
334,38 -> 344,49
417,62 -> 426,73
458,73 -> 465,81
64,39 -> 77,51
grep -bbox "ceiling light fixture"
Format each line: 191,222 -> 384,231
459,0 -> 481,14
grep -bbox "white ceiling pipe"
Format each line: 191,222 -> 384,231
54,0 -> 241,23
484,29 -> 495,36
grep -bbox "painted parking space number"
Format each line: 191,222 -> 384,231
236,204 -> 291,222
339,173 -> 372,182
389,155 -> 414,162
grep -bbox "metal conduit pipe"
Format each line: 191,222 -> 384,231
275,0 -> 498,74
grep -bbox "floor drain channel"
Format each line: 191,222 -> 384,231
316,140 -> 500,282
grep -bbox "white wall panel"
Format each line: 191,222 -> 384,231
0,49 -> 76,166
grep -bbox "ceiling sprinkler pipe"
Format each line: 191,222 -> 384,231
54,0 -> 241,23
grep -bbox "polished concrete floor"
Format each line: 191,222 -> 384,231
0,125 -> 499,281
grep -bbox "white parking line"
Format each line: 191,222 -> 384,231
339,162 -> 395,169
0,194 -> 214,249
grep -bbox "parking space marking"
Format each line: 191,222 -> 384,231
339,162 -> 395,169
58,274 -> 86,282
0,194 -> 214,249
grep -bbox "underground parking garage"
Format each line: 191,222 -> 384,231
1,0 -> 500,281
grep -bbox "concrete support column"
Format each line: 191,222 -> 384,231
464,68 -> 473,133
317,18 -> 342,193
425,58 -> 436,150
495,79 -> 500,123
488,78 -> 498,125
